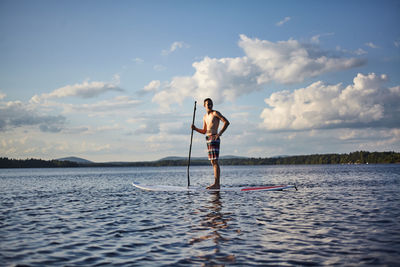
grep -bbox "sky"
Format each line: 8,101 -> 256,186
0,0 -> 399,162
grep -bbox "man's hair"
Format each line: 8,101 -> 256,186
204,98 -> 213,105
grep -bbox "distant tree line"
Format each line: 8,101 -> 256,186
1,151 -> 399,168
0,158 -> 80,168
220,151 -> 400,165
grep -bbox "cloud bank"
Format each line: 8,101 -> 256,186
0,100 -> 66,132
31,76 -> 123,103
152,35 -> 366,108
260,73 -> 400,130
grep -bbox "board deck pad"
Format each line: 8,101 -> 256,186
132,182 -> 296,192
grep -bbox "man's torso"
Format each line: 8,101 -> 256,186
204,111 -> 220,136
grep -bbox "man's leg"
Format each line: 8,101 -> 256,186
207,160 -> 220,189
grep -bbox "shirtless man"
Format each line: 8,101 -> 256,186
191,98 -> 230,189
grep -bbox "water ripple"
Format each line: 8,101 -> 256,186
1,165 -> 400,266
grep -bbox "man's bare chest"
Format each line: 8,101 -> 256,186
205,113 -> 219,127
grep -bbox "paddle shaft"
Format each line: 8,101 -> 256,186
187,101 -> 197,187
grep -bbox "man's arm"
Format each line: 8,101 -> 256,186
191,116 -> 207,135
215,111 -> 230,137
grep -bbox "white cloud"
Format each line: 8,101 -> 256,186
365,42 -> 379,49
228,126 -> 400,158
132,57 -> 144,63
135,123 -> 159,135
161,41 -> 189,56
0,100 -> 66,132
62,126 -> 90,135
143,80 -> 161,92
276,16 -> 291,26
336,46 -> 367,56
239,34 -> 366,84
354,48 -> 368,55
153,56 -> 260,109
159,121 -> 187,135
310,33 -> 334,44
1,136 -> 30,156
335,128 -> 400,151
0,92 -> 6,100
132,111 -> 190,135
153,64 -> 166,71
138,80 -> 161,96
152,35 -> 366,108
68,96 -> 141,113
394,38 -> 400,48
310,35 -> 321,44
31,76 -> 123,103
260,73 -> 400,130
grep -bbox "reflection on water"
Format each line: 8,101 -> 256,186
189,191 -> 236,265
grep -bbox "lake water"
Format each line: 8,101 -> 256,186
1,164 -> 400,266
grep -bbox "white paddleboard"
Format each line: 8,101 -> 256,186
132,182 -> 296,192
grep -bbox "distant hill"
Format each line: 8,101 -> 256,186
158,156 -> 187,161
56,157 -> 93,164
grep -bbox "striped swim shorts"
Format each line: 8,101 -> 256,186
206,135 -> 220,161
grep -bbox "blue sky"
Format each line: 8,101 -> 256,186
1,0 -> 399,162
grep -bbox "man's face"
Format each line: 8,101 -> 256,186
204,100 -> 213,111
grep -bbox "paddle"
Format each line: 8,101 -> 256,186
187,101 -> 197,187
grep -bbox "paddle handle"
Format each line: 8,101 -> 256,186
187,101 -> 197,187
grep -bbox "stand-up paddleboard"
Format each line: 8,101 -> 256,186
132,182 -> 296,192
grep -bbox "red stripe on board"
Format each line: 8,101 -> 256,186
240,185 -> 287,191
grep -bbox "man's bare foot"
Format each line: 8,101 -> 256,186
206,184 -> 220,190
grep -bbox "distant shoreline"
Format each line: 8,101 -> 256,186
1,151 -> 399,168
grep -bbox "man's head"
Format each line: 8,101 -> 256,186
204,98 -> 213,111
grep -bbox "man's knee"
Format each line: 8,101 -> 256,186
211,160 -> 219,166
